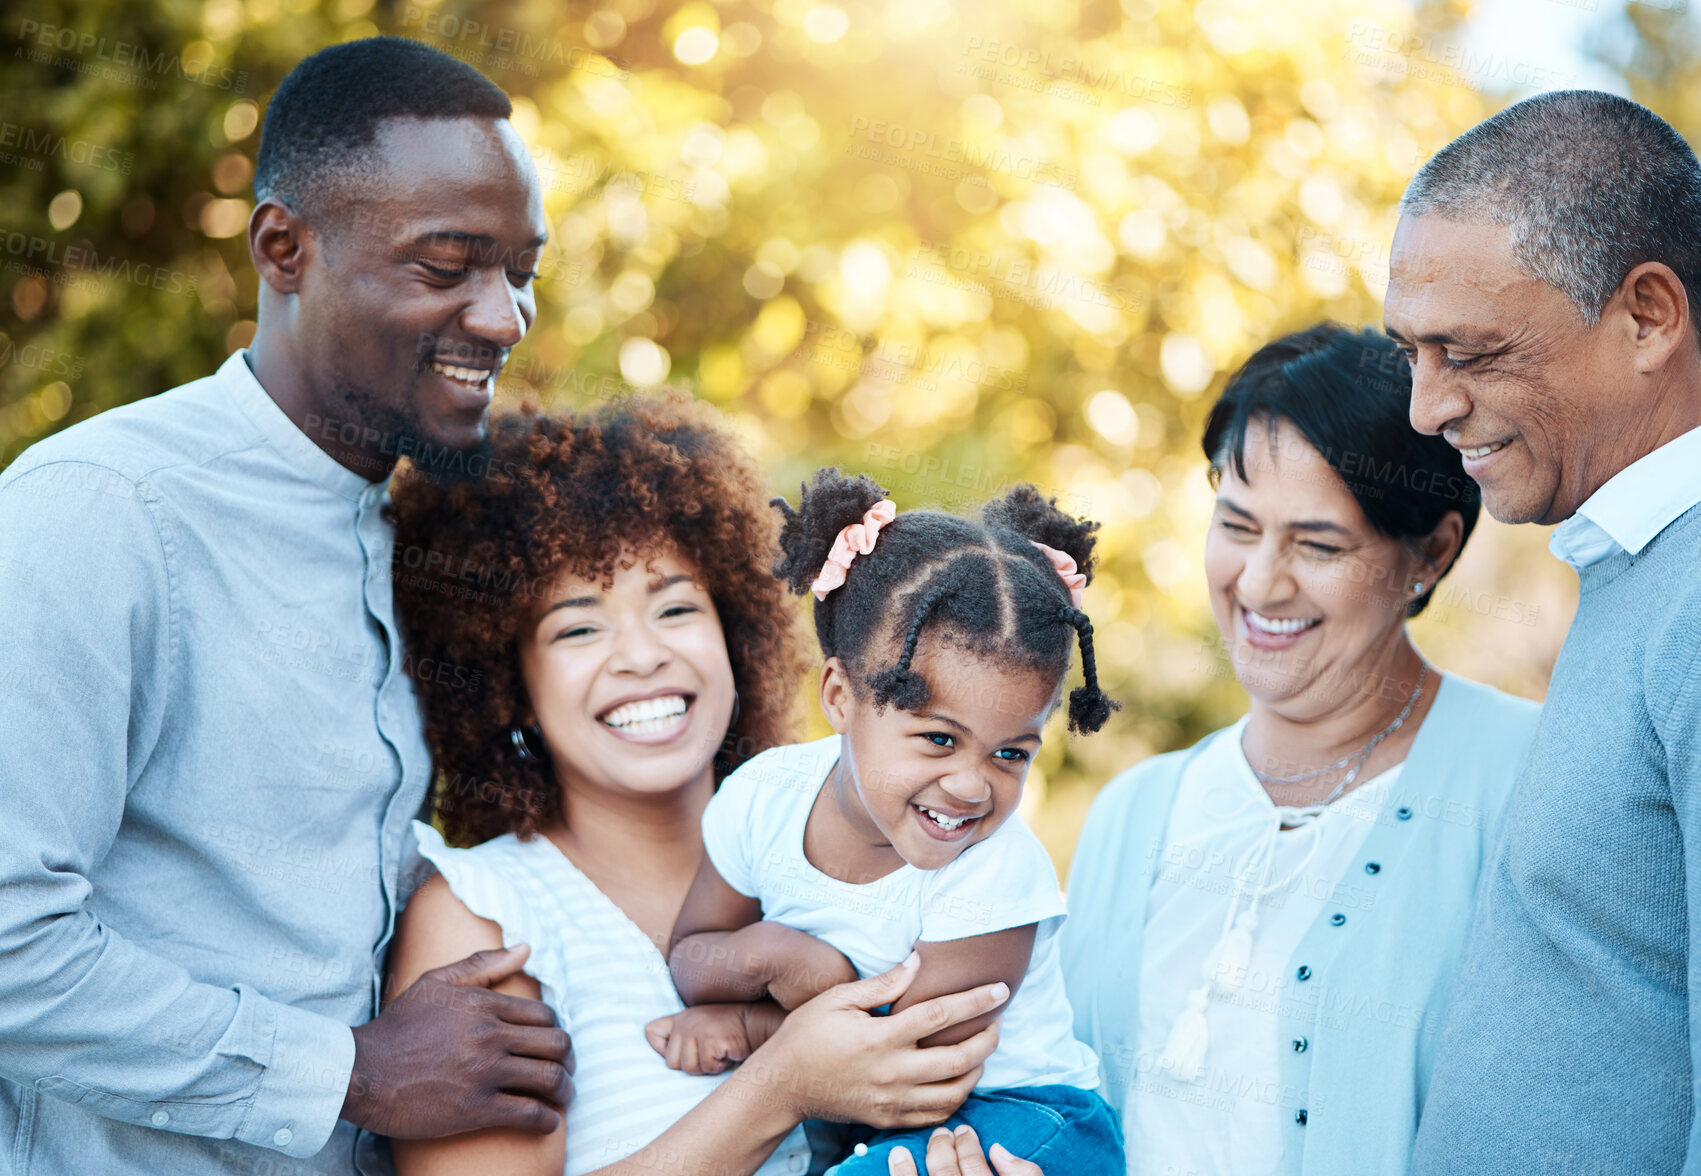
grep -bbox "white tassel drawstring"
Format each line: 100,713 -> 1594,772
1159,985 -> 1211,1081
1207,909 -> 1259,989
1158,803 -> 1328,1084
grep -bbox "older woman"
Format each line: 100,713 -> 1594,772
381,395 -> 1021,1176
1061,324 -> 1539,1175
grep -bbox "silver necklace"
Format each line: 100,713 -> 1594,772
1250,663 -> 1429,807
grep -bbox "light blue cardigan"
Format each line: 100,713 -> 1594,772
1060,673 -> 1539,1176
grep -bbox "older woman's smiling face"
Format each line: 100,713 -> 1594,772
1204,417 -> 1432,715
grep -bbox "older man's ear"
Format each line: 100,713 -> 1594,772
1618,260 -> 1695,376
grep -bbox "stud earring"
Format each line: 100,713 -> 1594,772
1412,581 -> 1425,595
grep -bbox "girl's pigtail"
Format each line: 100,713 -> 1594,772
1060,605 -> 1120,734
770,468 -> 889,594
867,580 -> 951,711
982,484 -> 1101,583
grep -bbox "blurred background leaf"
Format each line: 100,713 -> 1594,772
5,0 -> 1674,868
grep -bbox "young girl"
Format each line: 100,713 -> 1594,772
651,470 -> 1126,1174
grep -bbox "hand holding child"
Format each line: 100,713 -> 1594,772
887,1124 -> 1045,1176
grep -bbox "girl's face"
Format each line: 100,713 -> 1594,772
819,639 -> 1057,871
517,546 -> 737,800
1203,416 -> 1430,717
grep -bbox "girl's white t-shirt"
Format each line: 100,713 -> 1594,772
1128,716 -> 1400,1176
702,734 -> 1101,1093
411,821 -> 814,1176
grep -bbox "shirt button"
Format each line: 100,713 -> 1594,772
1330,913 -> 1347,926
1292,1037 -> 1308,1053
1296,964 -> 1312,981
150,1110 -> 170,1127
1364,861 -> 1381,874
790,1153 -> 808,1173
1396,806 -> 1413,821
1296,1109 -> 1309,1126
273,1127 -> 294,1147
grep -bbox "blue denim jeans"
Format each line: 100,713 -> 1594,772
820,1084 -> 1124,1176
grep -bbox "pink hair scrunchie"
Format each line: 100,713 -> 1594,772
810,499 -> 898,600
1032,541 -> 1086,608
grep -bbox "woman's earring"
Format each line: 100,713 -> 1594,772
1412,581 -> 1425,595
728,691 -> 742,728
510,724 -> 545,761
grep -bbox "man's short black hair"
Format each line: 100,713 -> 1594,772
254,36 -> 513,220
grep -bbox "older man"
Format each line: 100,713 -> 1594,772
0,38 -> 570,1175
1385,91 -> 1701,1171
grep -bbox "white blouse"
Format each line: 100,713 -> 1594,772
1127,718 -> 1400,1176
411,821 -> 814,1176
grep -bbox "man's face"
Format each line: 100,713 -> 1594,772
295,116 -> 547,469
1385,214 -> 1632,525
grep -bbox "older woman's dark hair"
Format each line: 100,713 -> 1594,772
388,393 -> 801,846
1200,322 -> 1480,617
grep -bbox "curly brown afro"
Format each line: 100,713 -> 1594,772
388,393 -> 802,847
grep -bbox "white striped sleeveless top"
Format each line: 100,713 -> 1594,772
411,821 -> 814,1176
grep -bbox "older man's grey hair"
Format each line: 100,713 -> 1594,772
1401,90 -> 1701,342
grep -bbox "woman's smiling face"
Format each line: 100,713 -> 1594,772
517,546 -> 737,798
1204,416 -> 1428,717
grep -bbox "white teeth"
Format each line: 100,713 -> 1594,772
1460,440 -> 1508,459
1245,609 -> 1320,635
431,361 -> 492,386
601,694 -> 689,730
918,805 -> 972,831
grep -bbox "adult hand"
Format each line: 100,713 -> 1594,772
887,1124 -> 1044,1176
342,945 -> 574,1138
743,951 -> 1007,1130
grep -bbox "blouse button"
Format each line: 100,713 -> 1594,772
150,1110 -> 170,1127
1396,806 -> 1413,820
1330,913 -> 1347,927
1364,861 -> 1381,874
1292,1036 -> 1308,1053
1296,1109 -> 1309,1126
1296,964 -> 1312,981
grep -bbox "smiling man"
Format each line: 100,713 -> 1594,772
0,38 -> 570,1176
1384,91 -> 1701,1172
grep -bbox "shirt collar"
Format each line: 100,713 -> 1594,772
1548,424 -> 1701,571
219,350 -> 384,504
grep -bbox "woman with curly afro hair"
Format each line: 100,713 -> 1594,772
380,394 -> 1014,1176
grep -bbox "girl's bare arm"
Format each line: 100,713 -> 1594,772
668,854 -> 856,1008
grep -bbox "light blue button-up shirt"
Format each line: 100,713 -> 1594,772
0,352 -> 432,1174
1548,423 -> 1701,570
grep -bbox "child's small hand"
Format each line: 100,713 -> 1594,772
644,1005 -> 759,1075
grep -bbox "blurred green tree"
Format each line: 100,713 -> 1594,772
3,0 -> 1613,866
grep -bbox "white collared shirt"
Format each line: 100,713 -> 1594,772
1549,425 -> 1701,570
